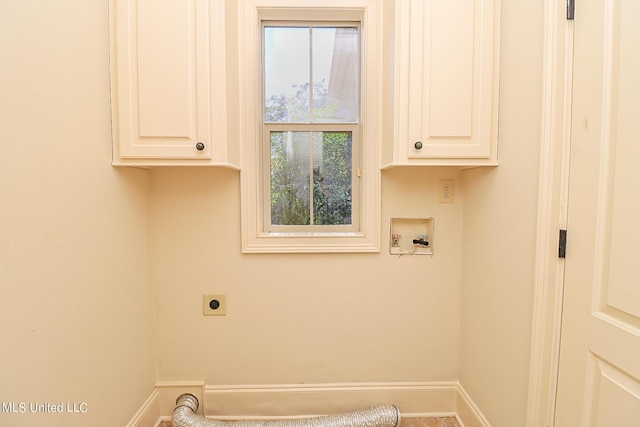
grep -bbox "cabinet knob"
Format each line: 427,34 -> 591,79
414,141 -> 423,150
195,142 -> 205,151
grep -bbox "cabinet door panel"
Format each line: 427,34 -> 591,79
393,0 -> 499,165
426,0 -> 474,138
111,0 -> 211,159
137,0 -> 193,138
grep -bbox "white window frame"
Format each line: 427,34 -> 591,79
262,124 -> 361,234
239,0 -> 381,253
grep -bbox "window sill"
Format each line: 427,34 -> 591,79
242,232 -> 380,254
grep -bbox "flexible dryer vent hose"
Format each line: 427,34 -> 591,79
172,393 -> 401,427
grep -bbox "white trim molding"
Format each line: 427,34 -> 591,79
526,0 -> 574,425
202,382 -> 457,418
127,381 -> 490,427
126,381 -> 205,427
457,384 -> 491,427
155,380 -> 206,417
238,0 -> 382,253
125,389 -> 161,427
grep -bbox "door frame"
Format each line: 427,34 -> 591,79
526,0 -> 575,425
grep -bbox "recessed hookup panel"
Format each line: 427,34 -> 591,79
390,218 -> 434,255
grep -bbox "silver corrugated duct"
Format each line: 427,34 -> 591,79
172,393 -> 400,427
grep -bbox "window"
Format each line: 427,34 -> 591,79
263,24 -> 360,233
240,2 -> 381,253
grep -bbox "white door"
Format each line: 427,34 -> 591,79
554,0 -> 640,425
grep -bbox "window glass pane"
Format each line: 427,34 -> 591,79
312,27 -> 358,123
313,131 -> 353,224
264,26 -> 358,123
264,27 -> 310,122
270,131 -> 311,225
270,131 -> 352,227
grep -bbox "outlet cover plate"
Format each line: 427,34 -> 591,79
439,179 -> 454,203
203,294 -> 227,316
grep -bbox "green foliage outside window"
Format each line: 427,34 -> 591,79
270,131 -> 352,226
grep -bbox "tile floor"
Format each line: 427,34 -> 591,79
160,416 -> 460,427
401,417 -> 461,427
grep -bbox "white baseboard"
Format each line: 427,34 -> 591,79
456,384 -> 491,427
127,382 -> 490,427
203,382 -> 458,419
155,380 -> 206,417
125,389 -> 160,427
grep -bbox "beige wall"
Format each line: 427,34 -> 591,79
0,1 -> 157,426
150,166 -> 463,384
459,0 -> 544,425
151,0 -> 465,390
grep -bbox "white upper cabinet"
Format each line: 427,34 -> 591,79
382,0 -> 501,167
109,0 -> 239,167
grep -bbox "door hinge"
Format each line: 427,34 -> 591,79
559,229 -> 568,259
567,0 -> 575,20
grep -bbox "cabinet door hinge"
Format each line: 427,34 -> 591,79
559,229 -> 568,259
567,0 -> 575,20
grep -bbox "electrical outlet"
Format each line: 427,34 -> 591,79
203,294 -> 227,316
439,179 -> 454,203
